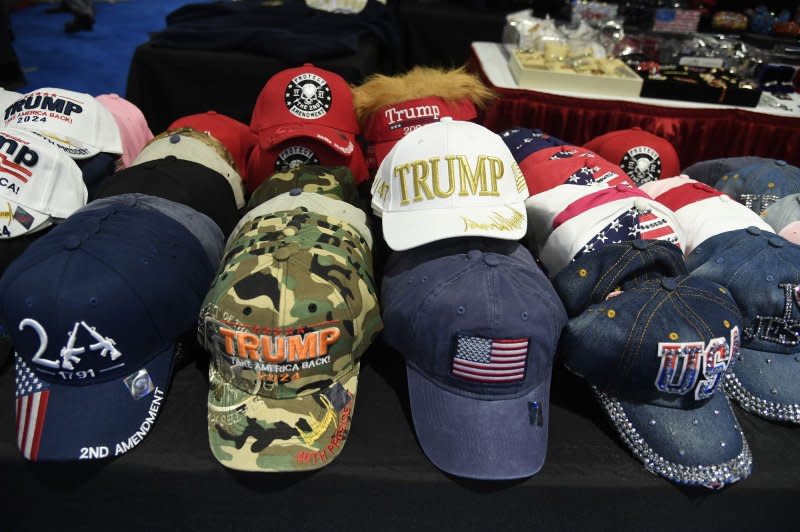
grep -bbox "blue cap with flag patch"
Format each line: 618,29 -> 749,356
0,194 -> 222,461
686,227 -> 800,424
381,237 -> 567,480
556,270 -> 751,489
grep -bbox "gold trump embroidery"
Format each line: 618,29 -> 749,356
393,155 -> 505,205
461,207 -> 526,232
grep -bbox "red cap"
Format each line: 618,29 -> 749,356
169,111 -> 257,180
250,64 -> 360,157
362,96 -> 477,173
519,145 -> 635,196
245,136 -> 368,193
583,127 -> 681,185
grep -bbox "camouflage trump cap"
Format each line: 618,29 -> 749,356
199,210 -> 382,471
246,165 -> 361,212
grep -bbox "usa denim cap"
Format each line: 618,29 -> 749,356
682,156 -> 766,186
557,273 -> 751,488
713,159 -> 800,215
381,237 -> 567,480
687,227 -> 800,423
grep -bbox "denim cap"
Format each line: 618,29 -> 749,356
686,227 -> 800,423
553,239 -> 687,317
558,275 -> 751,488
712,159 -> 800,215
682,156 -> 766,186
381,237 -> 567,480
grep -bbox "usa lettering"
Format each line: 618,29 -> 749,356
384,104 -> 440,127
5,94 -> 82,122
655,326 -> 738,400
219,326 -> 340,363
394,155 -> 505,205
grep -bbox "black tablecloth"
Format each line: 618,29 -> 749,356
4,337 -> 798,531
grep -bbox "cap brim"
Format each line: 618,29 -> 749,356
724,345 -> 800,423
407,365 -> 551,480
381,202 -> 527,251
29,130 -> 103,160
15,344 -> 174,461
207,362 -> 359,472
264,125 -> 357,156
0,199 -> 53,239
594,388 -> 752,488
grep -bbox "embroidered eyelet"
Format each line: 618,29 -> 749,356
457,306 -> 465,315
521,311 -> 529,320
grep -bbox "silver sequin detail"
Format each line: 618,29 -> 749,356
724,373 -> 800,423
594,388 -> 752,489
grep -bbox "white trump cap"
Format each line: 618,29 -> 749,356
370,118 -> 529,251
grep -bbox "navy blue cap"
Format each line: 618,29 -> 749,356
500,127 -> 568,163
553,239 -> 687,317
687,227 -> 800,424
381,237 -> 567,480
0,195 -> 223,461
712,159 -> 800,214
558,275 -> 751,488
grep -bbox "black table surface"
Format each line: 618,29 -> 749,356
3,336 -> 798,531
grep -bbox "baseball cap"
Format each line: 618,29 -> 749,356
556,269 -> 751,488
199,210 -> 382,472
526,184 -> 683,276
381,237 -> 567,479
363,96 -> 477,172
96,93 -> 154,170
3,87 -> 123,159
132,128 -> 246,209
93,156 -> 240,237
682,156 -> 767,186
245,136 -> 366,193
641,176 -> 774,255
583,127 -> 681,185
1,194 -> 223,461
0,128 -> 87,238
713,159 -> 800,214
0,88 -> 22,111
251,64 -> 359,156
686,227 -> 800,424
168,111 -> 257,182
500,127 -> 568,164
246,164 -> 360,211
370,118 -> 529,251
518,147 -> 635,197
233,189 -> 372,251
762,193 -> 800,244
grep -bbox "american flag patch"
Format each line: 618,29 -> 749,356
452,335 -> 529,383
15,354 -> 50,461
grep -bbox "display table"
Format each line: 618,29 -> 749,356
4,338 -> 798,531
469,42 -> 800,169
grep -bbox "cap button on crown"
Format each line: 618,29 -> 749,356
274,246 -> 294,261
169,134 -> 181,144
746,226 -> 761,236
483,254 -> 500,267
63,234 -> 82,250
775,160 -> 787,167
768,237 -> 785,248
661,278 -> 677,291
290,187 -> 302,197
467,249 -> 482,260
615,183 -> 629,192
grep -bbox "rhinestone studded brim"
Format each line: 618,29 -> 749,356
724,373 -> 800,423
594,389 -> 753,489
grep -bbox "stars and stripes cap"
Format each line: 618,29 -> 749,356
526,183 -> 684,277
381,237 -> 567,479
640,176 -> 773,255
0,194 -> 223,461
3,87 -> 123,160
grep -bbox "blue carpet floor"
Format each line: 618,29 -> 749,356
10,0 -> 197,96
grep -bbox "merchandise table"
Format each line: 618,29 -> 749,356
3,339 -> 798,531
468,42 -> 800,169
